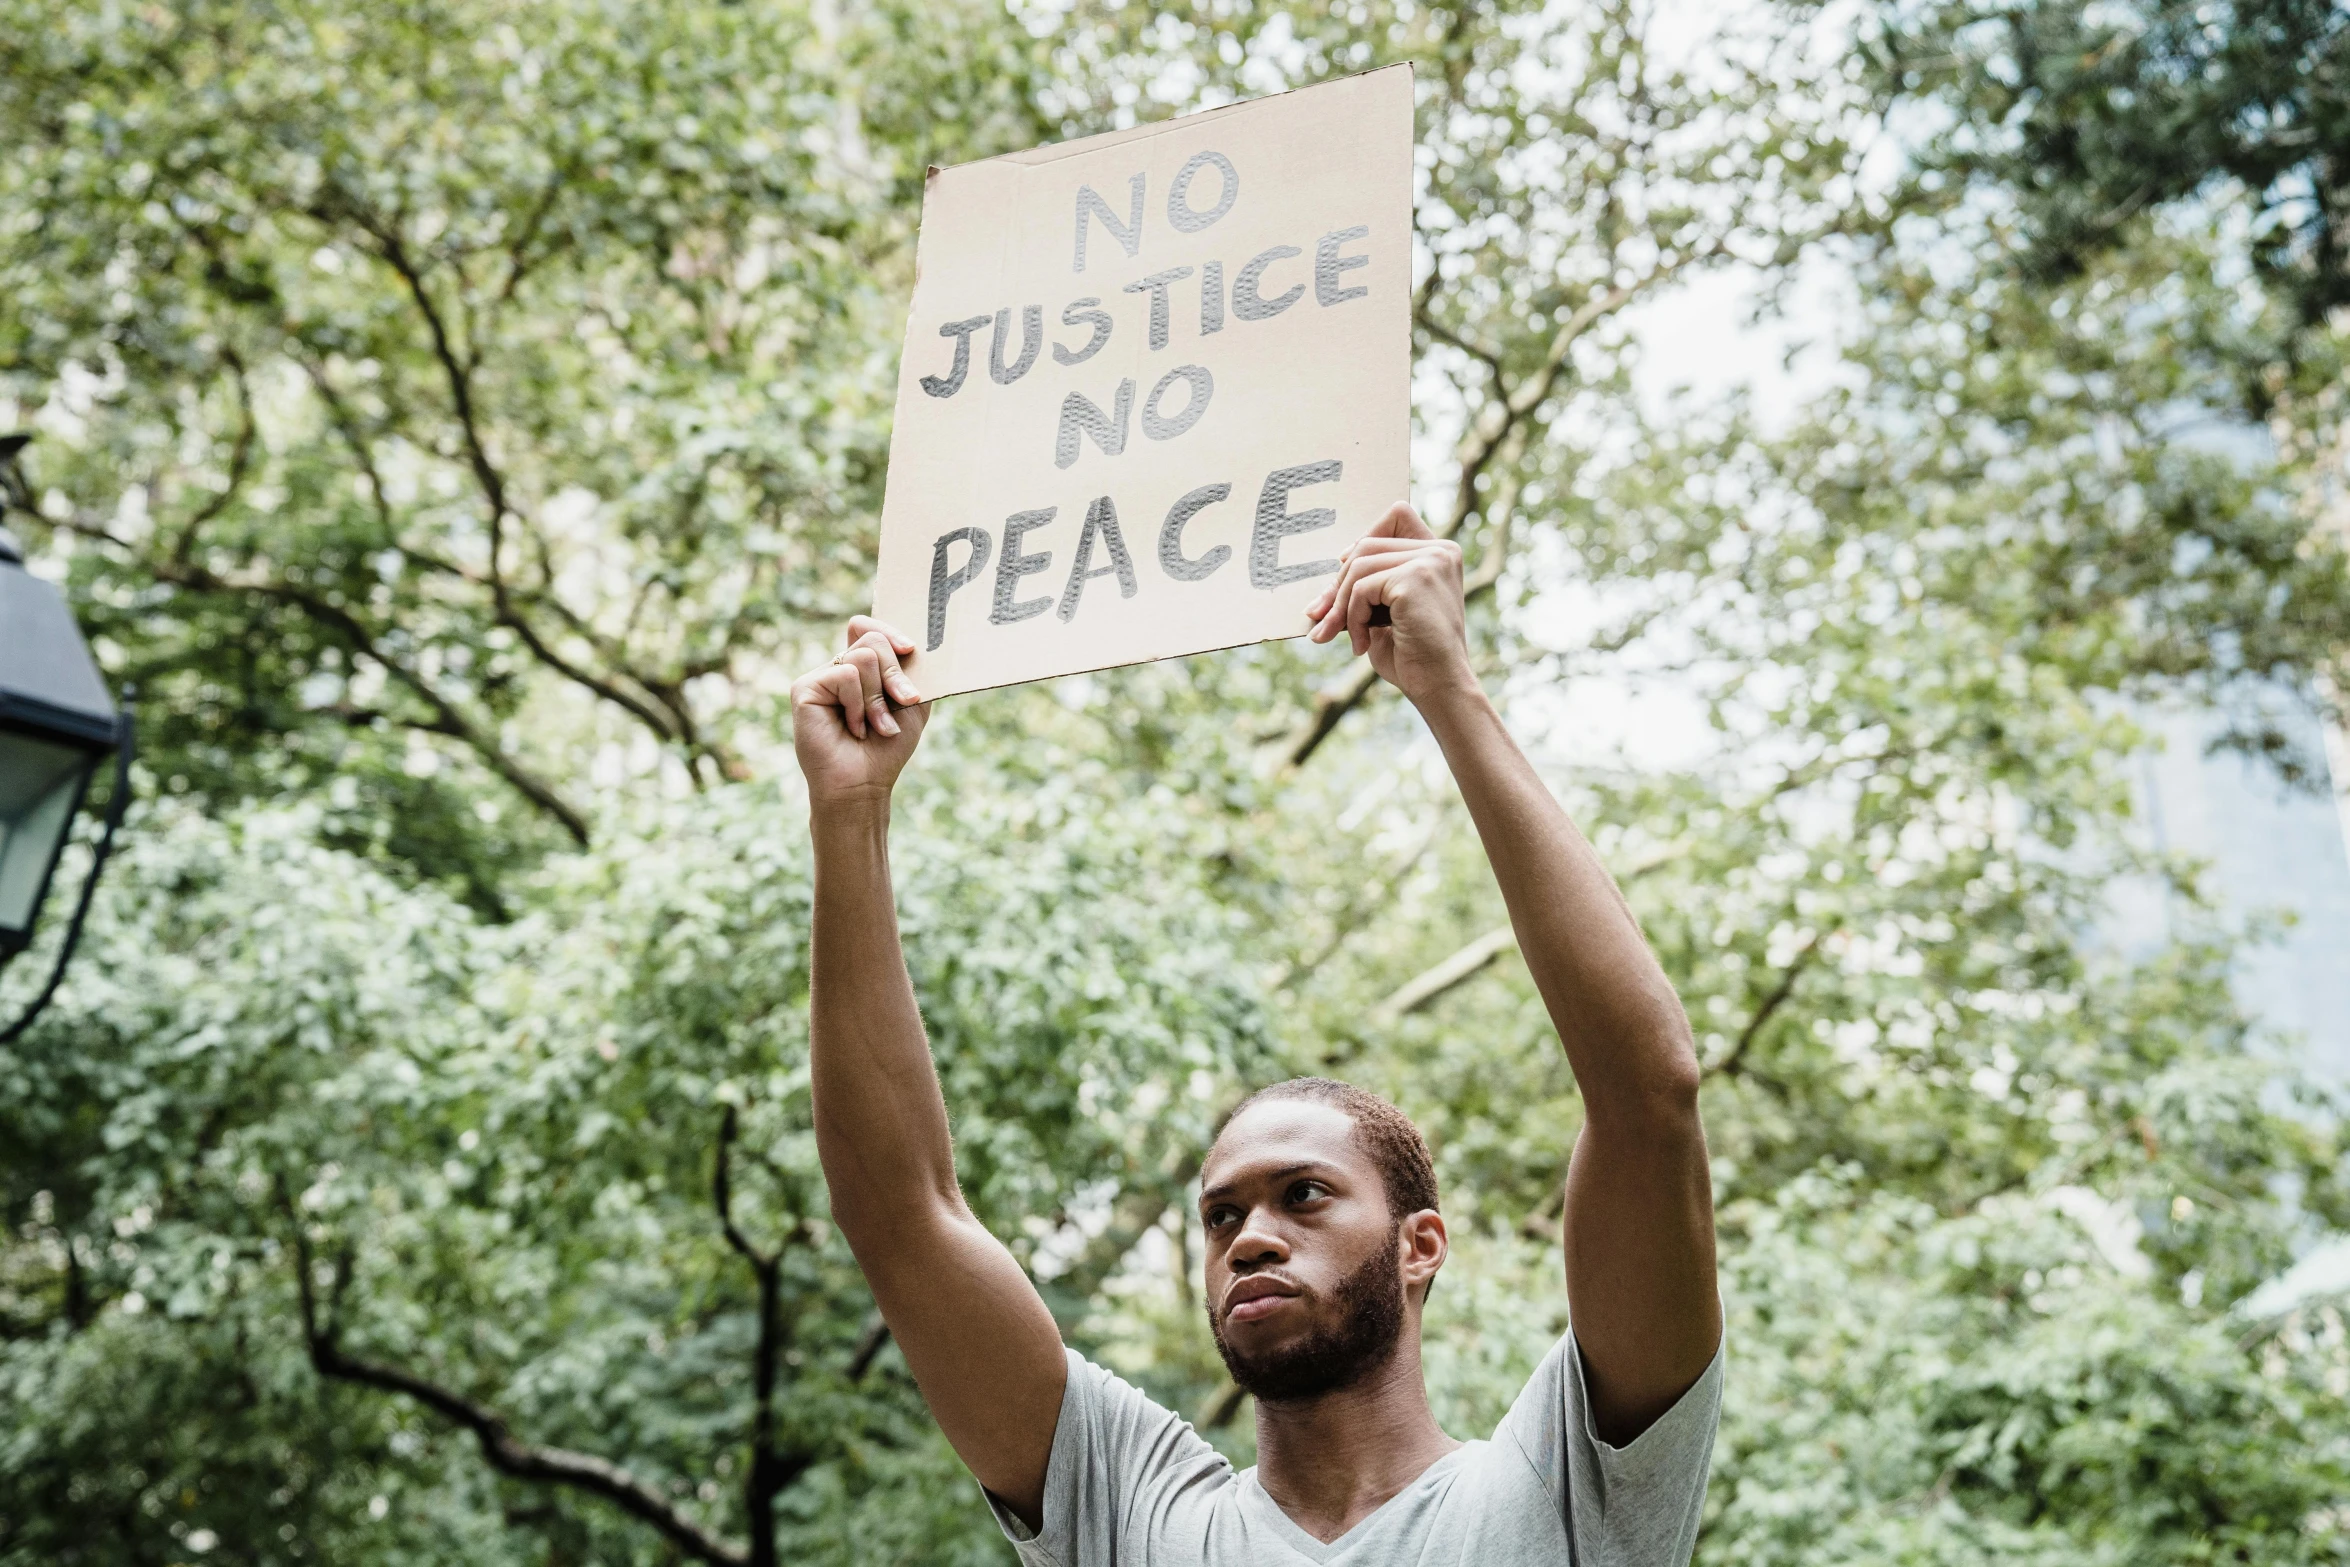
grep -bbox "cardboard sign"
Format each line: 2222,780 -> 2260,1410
871,65 -> 1414,698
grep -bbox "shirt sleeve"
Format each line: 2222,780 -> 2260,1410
1497,1331 -> 1725,1567
983,1348 -> 1231,1566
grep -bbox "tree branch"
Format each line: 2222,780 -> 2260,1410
715,1107 -> 811,1567
1376,926 -> 1518,1021
297,355 -> 403,543
285,1206 -> 745,1567
1284,664 -> 1386,770
46,511 -> 593,844
498,164 -> 577,304
170,354 -> 256,567
356,210 -> 695,750
1037,1178 -> 1195,1323
1706,929 -> 1826,1080
1276,811 -> 1446,991
846,1314 -> 892,1382
1415,306 -> 1508,380
1201,1380 -> 1249,1430
714,1106 -> 778,1272
303,347 -> 745,783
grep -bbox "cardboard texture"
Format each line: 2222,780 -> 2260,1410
871,65 -> 1414,698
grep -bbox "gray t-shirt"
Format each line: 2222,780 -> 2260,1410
986,1333 -> 1725,1566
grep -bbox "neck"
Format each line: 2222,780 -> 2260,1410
1249,1332 -> 1461,1543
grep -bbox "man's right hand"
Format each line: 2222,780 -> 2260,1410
791,617 -> 927,807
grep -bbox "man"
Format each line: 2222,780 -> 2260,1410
792,501 -> 1723,1564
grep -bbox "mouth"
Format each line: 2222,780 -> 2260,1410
1222,1277 -> 1303,1325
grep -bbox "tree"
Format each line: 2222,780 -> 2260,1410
1861,0 -> 2350,339
7,1 -> 2350,1563
1,759 -> 1273,1564
0,0 -> 1067,905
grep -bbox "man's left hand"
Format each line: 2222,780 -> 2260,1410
1304,502 -> 1473,708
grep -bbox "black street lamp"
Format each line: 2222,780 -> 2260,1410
0,434 -> 133,1042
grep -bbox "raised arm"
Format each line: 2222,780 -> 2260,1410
1306,507 -> 1720,1444
792,618 -> 1066,1525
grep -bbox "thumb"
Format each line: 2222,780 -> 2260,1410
1367,501 -> 1433,541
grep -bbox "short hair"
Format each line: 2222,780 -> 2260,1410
1221,1077 -> 1439,1221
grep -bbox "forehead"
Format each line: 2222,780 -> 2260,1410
1200,1099 -> 1374,1195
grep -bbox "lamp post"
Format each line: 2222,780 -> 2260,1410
0,433 -> 133,1042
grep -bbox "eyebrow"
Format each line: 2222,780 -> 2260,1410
1199,1162 -> 1336,1204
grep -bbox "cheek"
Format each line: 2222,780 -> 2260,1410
1318,1222 -> 1391,1277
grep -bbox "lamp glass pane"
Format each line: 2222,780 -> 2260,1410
0,731 -> 91,936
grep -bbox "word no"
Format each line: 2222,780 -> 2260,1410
912,148 -> 1371,471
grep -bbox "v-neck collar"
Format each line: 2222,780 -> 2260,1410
1236,1442 -> 1478,1562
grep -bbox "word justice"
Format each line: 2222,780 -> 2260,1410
921,460 -> 1346,651
911,147 -> 1373,469
913,221 -> 1372,400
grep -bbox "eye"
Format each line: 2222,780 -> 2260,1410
1203,1205 -> 1239,1231
1286,1179 -> 1331,1206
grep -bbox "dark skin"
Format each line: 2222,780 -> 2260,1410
1198,1099 -> 1456,1540
795,501 -> 1718,1541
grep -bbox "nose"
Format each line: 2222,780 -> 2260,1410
1225,1208 -> 1290,1273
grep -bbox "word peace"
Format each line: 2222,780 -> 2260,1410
923,459 -> 1344,651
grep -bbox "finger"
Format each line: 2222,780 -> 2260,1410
1312,550 -> 1406,642
1364,501 -> 1433,541
808,662 -> 874,709
1314,558 -> 1404,650
1308,557 -> 1367,641
1336,536 -> 1440,571
843,645 -> 902,738
846,615 -> 918,659
834,663 -> 872,739
1307,537 -> 1421,619
842,646 -> 886,708
840,646 -> 900,736
850,628 -> 921,706
804,662 -> 869,738
1344,563 -> 1407,655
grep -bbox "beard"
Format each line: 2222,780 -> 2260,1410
1209,1228 -> 1406,1404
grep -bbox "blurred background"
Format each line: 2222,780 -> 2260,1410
4,1 -> 2350,1561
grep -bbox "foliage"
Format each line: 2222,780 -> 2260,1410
1863,0 -> 2350,336
0,0 -> 1058,903
2,752 -> 1270,1564
6,1 -> 2350,1564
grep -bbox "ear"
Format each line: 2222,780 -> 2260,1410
1399,1209 -> 1448,1305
